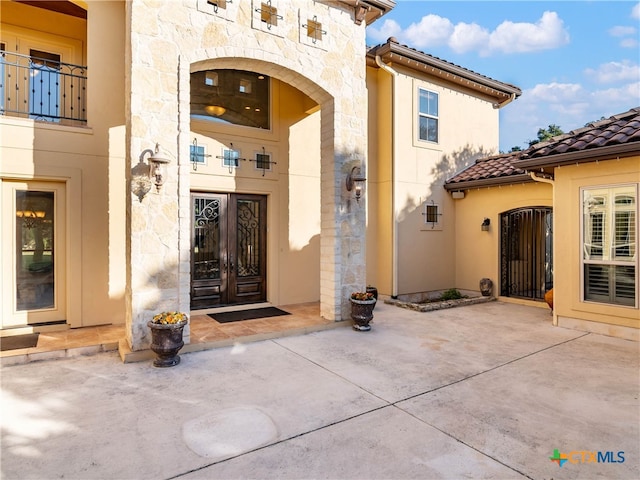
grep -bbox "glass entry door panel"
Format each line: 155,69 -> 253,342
2,181 -> 66,327
191,193 -> 266,309
16,190 -> 55,310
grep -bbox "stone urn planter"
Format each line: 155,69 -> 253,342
350,292 -> 376,332
479,278 -> 493,296
147,311 -> 188,367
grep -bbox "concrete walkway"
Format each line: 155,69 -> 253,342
1,301 -> 638,479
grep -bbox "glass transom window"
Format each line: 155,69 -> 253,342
191,69 -> 270,129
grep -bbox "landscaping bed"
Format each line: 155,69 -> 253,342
385,295 -> 496,312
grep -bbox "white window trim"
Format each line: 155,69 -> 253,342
190,142 -> 208,167
421,200 -> 443,231
580,183 -> 638,308
221,147 -> 241,169
253,149 -> 274,174
417,87 -> 439,144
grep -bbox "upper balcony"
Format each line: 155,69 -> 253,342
1,49 -> 88,126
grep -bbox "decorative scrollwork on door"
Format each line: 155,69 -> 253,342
193,197 -> 221,280
236,200 -> 261,277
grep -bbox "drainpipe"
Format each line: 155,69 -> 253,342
375,55 -> 399,298
529,171 -> 557,326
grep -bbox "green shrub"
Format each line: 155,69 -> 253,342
440,288 -> 463,301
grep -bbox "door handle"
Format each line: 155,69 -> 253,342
222,254 -> 227,271
229,254 -> 234,272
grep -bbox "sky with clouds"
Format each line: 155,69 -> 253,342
366,1 -> 640,152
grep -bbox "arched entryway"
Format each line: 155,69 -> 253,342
500,207 -> 553,300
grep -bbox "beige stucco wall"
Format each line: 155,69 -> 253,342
367,62 -> 502,297
189,81 -> 321,306
451,182 -> 553,295
553,156 -> 639,336
0,1 -> 126,328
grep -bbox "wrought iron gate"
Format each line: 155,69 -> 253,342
500,207 -> 553,300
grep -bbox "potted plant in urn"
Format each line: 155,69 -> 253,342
350,291 -> 376,331
147,311 -> 188,367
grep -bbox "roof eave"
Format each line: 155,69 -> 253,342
444,174 -> 534,191
369,41 -> 521,99
338,0 -> 396,25
517,143 -> 640,169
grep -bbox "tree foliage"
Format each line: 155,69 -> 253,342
503,123 -> 565,154
528,124 -> 564,147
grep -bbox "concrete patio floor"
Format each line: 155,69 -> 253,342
1,301 -> 638,479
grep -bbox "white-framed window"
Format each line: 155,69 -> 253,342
418,88 -> 438,143
221,148 -> 240,168
582,184 -> 637,307
190,143 -> 207,166
253,150 -> 274,175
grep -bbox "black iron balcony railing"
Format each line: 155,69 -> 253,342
1,50 -> 87,124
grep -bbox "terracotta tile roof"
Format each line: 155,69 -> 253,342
522,107 -> 640,160
445,152 -> 530,189
445,107 -> 640,189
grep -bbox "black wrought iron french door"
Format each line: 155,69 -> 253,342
500,207 -> 553,300
190,193 -> 267,309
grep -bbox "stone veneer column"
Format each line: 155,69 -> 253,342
124,1 -> 190,351
320,98 -> 368,322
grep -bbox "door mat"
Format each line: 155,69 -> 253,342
208,307 -> 290,323
1,333 -> 40,352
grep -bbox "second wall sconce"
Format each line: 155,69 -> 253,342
140,143 -> 171,192
481,218 -> 491,231
346,166 -> 367,203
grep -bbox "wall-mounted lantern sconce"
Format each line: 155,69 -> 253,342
140,143 -> 171,193
481,218 -> 491,231
346,166 -> 366,203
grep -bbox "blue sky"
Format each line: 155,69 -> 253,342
366,1 -> 640,152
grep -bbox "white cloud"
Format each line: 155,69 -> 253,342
499,80 -> 640,150
488,11 -> 570,54
527,82 -> 584,103
620,38 -> 639,48
368,11 -> 569,56
608,25 -> 637,37
449,22 -> 490,54
403,14 -> 454,48
591,82 -> 640,105
632,3 -> 640,19
366,18 -> 403,44
584,60 -> 640,84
